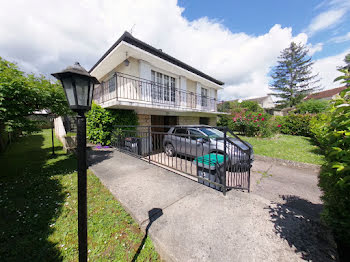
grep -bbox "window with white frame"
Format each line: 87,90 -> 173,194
201,87 -> 208,107
108,75 -> 116,93
151,70 -> 175,102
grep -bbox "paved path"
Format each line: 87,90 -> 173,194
89,150 -> 337,262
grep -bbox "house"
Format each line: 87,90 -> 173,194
244,95 -> 275,110
89,31 -> 224,128
304,86 -> 347,101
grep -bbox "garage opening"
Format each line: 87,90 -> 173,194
199,117 -> 209,125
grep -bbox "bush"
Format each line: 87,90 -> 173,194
219,112 -> 277,137
296,99 -> 329,114
86,102 -> 138,145
309,113 -> 331,148
311,87 -> 350,254
276,113 -> 313,136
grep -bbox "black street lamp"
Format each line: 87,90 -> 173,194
52,62 -> 99,262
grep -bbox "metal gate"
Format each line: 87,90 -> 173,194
112,125 -> 253,194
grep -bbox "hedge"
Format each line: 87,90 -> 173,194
310,87 -> 350,257
86,102 -> 138,145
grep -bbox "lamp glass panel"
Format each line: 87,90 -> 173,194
75,77 -> 89,106
62,77 -> 76,106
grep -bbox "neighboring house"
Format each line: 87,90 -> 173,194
244,95 -> 275,110
89,31 -> 224,128
304,86 -> 347,101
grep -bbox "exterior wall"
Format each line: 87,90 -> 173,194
137,114 -> 151,126
187,79 -> 196,93
100,57 -> 140,82
178,116 -> 200,125
209,117 -> 217,126
261,96 -> 275,109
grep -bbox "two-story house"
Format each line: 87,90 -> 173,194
90,31 -> 224,129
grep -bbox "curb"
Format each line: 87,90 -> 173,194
254,155 -> 321,172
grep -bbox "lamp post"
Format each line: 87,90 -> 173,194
52,62 -> 99,262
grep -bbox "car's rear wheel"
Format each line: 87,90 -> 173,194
165,143 -> 175,157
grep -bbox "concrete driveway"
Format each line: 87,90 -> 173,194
89,150 -> 337,262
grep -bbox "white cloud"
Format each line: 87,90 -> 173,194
330,32 -> 350,43
313,49 -> 349,90
0,0 -> 337,101
308,42 -> 324,56
305,9 -> 347,36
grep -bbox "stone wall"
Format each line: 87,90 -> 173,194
209,117 -> 217,126
178,116 -> 199,125
137,114 -> 151,126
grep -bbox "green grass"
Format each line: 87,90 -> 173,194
0,129 -> 160,261
239,134 -> 324,165
64,132 -> 76,137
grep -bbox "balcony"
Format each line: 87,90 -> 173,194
93,72 -> 221,113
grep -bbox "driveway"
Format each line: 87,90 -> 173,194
89,150 -> 337,262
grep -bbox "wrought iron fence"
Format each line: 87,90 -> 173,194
111,125 -> 253,194
93,72 -> 220,112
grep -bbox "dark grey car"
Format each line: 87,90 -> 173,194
163,126 -> 254,167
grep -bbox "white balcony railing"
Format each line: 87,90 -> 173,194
93,72 -> 219,112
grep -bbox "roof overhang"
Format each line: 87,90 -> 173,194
90,33 -> 223,90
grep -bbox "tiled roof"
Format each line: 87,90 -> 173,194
305,86 -> 347,100
89,31 -> 224,85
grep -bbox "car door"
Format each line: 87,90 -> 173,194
173,128 -> 190,155
188,129 -> 210,157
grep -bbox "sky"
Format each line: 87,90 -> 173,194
0,0 -> 349,100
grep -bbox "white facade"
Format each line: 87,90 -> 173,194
91,41 -> 223,116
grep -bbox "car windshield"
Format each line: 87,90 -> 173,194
199,128 -> 224,138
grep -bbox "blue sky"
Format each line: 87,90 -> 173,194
0,0 -> 349,99
179,0 -> 350,60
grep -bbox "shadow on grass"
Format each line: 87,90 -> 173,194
0,133 -> 76,261
305,137 -> 325,156
132,208 -> 163,262
268,195 -> 337,261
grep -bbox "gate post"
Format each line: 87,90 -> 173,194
223,127 -> 227,195
148,126 -> 151,164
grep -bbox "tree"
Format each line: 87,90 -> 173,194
269,42 -> 321,108
0,57 -> 70,134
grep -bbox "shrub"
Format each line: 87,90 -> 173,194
309,113 -> 331,148
276,113 -> 313,136
86,102 -> 138,145
225,112 -> 277,137
296,99 -> 329,114
312,87 -> 350,254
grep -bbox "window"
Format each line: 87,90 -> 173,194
170,77 -> 175,102
108,76 -> 116,93
201,87 -> 208,107
189,129 -> 204,140
151,70 -> 176,102
164,75 -> 169,101
174,128 -> 188,137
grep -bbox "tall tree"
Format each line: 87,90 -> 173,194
269,42 -> 321,108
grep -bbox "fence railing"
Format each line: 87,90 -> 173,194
111,125 -> 253,194
93,72 -> 220,112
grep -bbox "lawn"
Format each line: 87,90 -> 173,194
239,134 -> 324,165
0,129 -> 160,261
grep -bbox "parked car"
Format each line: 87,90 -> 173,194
163,125 -> 254,169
